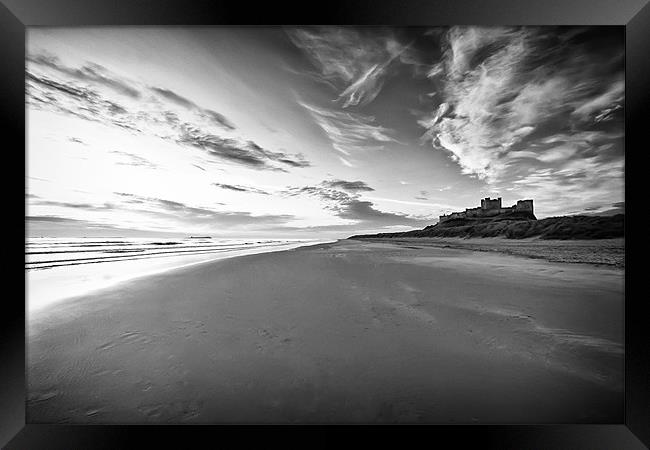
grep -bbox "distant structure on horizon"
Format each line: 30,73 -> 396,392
439,197 -> 534,224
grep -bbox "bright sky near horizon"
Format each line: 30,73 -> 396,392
26,26 -> 624,238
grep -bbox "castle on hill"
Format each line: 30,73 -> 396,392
438,197 -> 534,224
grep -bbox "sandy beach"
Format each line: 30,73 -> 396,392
27,239 -> 624,424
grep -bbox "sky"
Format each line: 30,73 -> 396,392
26,26 -> 625,238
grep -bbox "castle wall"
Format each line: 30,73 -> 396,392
439,198 -> 534,223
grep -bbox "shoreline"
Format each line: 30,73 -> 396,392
27,239 -> 336,313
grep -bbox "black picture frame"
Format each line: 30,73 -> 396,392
2,0 -> 648,447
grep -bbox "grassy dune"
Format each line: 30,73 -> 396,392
351,214 -> 624,240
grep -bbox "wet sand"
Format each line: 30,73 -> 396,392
27,239 -> 624,423
356,237 -> 625,268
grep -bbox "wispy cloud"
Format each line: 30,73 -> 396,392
27,71 -> 138,131
212,183 -> 270,195
177,129 -> 310,171
420,26 -> 624,185
28,53 -> 237,133
504,154 -> 624,216
131,195 -> 295,226
29,199 -> 115,211
572,79 -> 624,122
299,101 -> 397,160
335,199 -> 430,226
27,52 -> 311,172
26,214 -> 184,238
150,87 -> 235,130
110,150 -> 158,169
287,27 -> 413,108
322,179 -> 375,192
68,137 -> 87,145
338,155 -> 355,167
283,181 -> 430,227
110,192 -> 295,228
28,53 -> 141,98
28,215 -> 91,223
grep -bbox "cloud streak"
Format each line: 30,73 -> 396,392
28,53 -> 141,98
323,179 -> 375,192
151,87 -> 236,130
421,26 -> 624,185
288,27 -> 413,108
284,181 -> 431,227
110,150 -> 159,169
177,129 -> 310,171
212,183 -> 270,195
28,191 -> 297,233
299,101 -> 397,162
111,193 -> 296,228
27,52 -> 311,172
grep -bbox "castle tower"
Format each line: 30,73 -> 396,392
515,199 -> 534,215
481,197 -> 502,210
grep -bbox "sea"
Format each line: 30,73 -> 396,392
26,237 -> 330,313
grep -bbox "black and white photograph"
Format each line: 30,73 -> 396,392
25,25 -> 625,424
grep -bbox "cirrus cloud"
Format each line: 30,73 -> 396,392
287,27 -> 413,108
299,100 -> 398,165
421,26 -> 624,185
27,52 -> 311,172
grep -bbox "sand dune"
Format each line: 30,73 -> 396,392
27,240 -> 624,423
